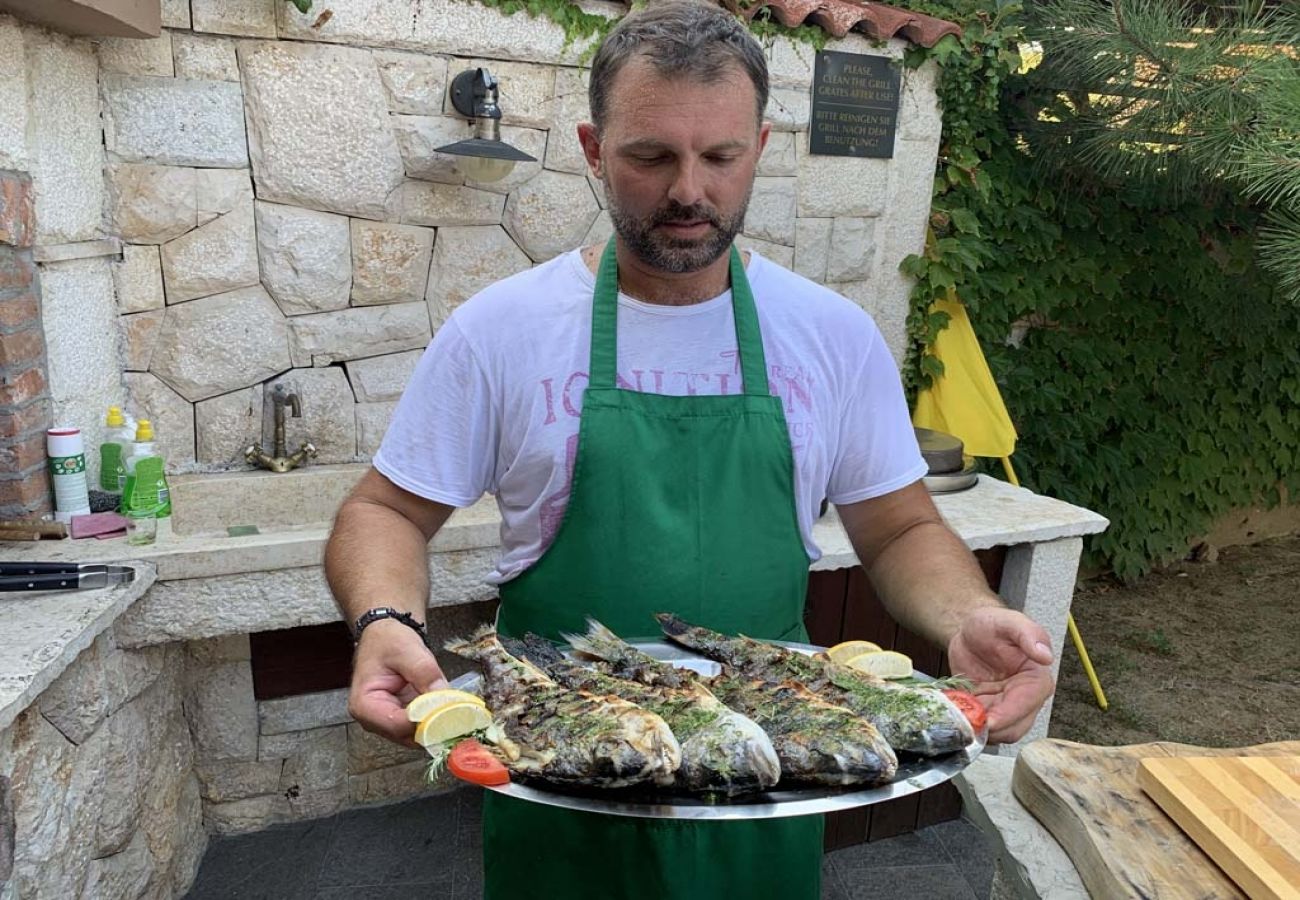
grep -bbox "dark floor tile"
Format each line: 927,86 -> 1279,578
315,883 -> 458,900
316,794 -> 464,888
184,817 -> 337,900
825,827 -> 947,871
821,858 -> 850,900
837,864 -> 979,900
929,818 -> 995,899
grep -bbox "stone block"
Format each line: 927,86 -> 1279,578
78,829 -> 151,900
260,726 -> 348,792
120,309 -> 164,371
746,177 -> 796,246
262,367 -> 358,463
172,33 -> 239,82
258,688 -> 351,736
112,244 -> 165,314
240,41 -> 406,219
796,148 -> 890,218
348,760 -> 442,807
1,709 -> 79,899
766,86 -> 810,132
351,220 -> 434,307
97,33 -> 174,77
356,400 -> 397,456
186,633 -> 252,665
765,36 -> 816,88
194,758 -> 282,802
835,279 -> 907,366
195,387 -> 263,467
456,59 -> 555,129
102,75 -> 248,168
825,217 -> 877,283
195,169 -> 254,227
737,234 -> 793,270
184,659 -> 259,762
401,182 -> 505,227
757,131 -> 797,177
345,350 -> 422,403
898,60 -> 942,143
289,300 -> 431,368
793,217 -> 832,282
276,0 -> 608,67
26,32 -> 102,244
121,372 -> 197,467
37,634 -> 113,745
426,225 -> 531,329
192,0 -> 277,37
284,785 -> 347,823
464,125 -> 546,196
204,794 -> 284,835
149,286 -> 291,402
0,20 -> 28,172
503,170 -> 599,262
81,703 -> 147,857
161,195 -> 259,304
161,0 -> 191,28
255,202 -> 352,316
106,164 -> 197,245
582,211 -> 614,250
376,51 -> 449,115
546,67 -> 591,175
346,722 -> 423,773
392,114 -> 471,184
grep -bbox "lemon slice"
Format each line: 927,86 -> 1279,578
414,702 -> 493,749
826,640 -> 884,664
845,650 -> 913,679
406,689 -> 486,723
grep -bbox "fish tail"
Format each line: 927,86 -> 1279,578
443,623 -> 499,660
564,617 -> 631,664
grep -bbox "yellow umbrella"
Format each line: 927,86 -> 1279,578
912,293 -> 1108,711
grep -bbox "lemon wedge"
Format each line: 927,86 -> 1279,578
826,639 -> 884,664
845,650 -> 913,679
414,702 -> 493,749
406,689 -> 486,723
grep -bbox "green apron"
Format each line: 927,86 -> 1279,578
484,239 -> 822,900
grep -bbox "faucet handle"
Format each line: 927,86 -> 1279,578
300,441 -> 318,458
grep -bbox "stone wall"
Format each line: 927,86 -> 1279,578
184,634 -> 454,837
0,634 -> 201,900
12,0 -> 942,485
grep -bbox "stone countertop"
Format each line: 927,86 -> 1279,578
0,475 -> 1108,582
955,754 -> 1088,899
0,561 -> 157,733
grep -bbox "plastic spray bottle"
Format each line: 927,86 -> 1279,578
120,419 -> 171,518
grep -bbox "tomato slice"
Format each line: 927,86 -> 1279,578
943,689 -> 988,733
448,739 -> 510,786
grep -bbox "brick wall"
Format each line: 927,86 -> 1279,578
0,170 -> 52,518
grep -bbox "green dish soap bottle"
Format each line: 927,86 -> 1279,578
120,419 -> 171,518
98,406 -> 133,492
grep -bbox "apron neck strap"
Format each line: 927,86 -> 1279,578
590,239 -> 770,395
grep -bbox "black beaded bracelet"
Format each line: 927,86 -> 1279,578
353,607 -> 429,648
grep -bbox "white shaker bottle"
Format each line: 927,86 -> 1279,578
47,426 -> 92,522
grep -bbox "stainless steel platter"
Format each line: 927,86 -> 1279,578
447,638 -> 986,820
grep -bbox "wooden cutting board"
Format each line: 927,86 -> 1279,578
1139,756 -> 1300,900
1013,739 -> 1300,899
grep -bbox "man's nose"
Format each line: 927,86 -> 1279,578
667,159 -> 706,208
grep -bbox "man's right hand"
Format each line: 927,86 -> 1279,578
348,618 -> 449,747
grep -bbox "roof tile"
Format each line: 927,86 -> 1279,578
721,0 -> 962,49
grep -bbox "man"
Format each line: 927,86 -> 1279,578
325,3 -> 1054,897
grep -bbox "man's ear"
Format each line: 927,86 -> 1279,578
577,122 -> 603,179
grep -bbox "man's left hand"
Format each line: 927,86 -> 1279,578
946,607 -> 1055,744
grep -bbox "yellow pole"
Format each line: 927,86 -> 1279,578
999,457 -> 1109,711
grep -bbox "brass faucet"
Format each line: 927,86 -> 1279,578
245,387 -> 318,473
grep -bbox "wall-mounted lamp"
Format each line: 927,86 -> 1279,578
434,67 -> 537,183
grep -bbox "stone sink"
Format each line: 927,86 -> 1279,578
168,463 -> 367,536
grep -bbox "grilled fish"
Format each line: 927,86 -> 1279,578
505,632 -> 781,795
446,627 -> 682,788
656,613 -> 974,757
568,619 -> 898,787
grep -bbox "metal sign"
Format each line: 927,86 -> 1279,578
809,51 -> 901,159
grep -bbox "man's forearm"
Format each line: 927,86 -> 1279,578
864,520 -> 1002,647
325,496 -> 436,627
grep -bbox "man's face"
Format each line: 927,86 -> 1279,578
581,58 -> 770,275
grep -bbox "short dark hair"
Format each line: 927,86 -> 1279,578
588,1 -> 769,133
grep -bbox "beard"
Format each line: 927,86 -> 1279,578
604,181 -> 751,274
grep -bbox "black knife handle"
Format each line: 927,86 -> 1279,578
0,572 -> 82,591
0,562 -> 81,576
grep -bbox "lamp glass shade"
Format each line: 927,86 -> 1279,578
459,155 -> 516,183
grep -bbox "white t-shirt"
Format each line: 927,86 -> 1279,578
375,249 -> 927,585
